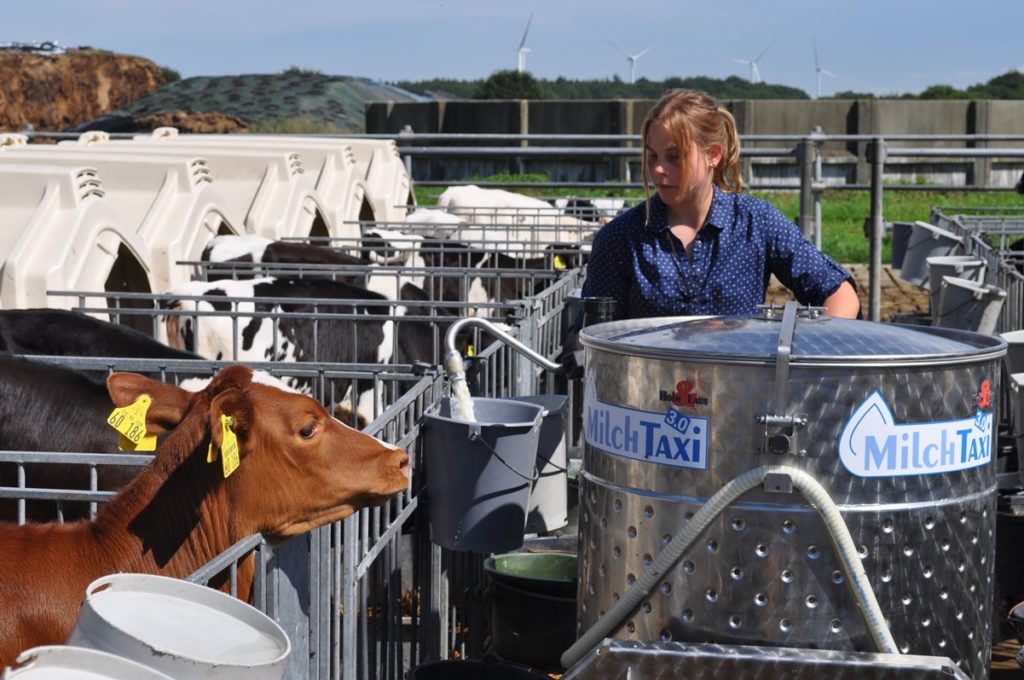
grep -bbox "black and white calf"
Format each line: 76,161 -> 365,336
0,308 -> 202,362
158,277 -> 403,426
551,196 -> 626,224
202,233 -> 426,303
0,354 -> 139,522
200,234 -> 367,287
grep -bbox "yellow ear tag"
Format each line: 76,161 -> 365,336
466,344 -> 475,357
219,415 -> 240,478
553,254 -> 567,270
107,395 -> 156,451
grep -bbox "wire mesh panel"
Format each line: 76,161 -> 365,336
23,252 -> 583,678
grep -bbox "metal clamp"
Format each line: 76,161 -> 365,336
756,414 -> 809,456
756,301 -> 810,456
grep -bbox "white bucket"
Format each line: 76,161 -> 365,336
2,645 -> 175,679
66,574 -> 290,680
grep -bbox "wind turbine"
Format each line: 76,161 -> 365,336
516,14 -> 533,73
813,38 -> 840,98
607,40 -> 655,84
733,44 -> 772,83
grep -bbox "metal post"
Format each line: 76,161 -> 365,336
797,138 -> 816,241
398,125 -> 414,180
811,126 -> 824,250
868,138 -> 887,322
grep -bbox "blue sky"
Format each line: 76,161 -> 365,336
5,0 -> 1021,97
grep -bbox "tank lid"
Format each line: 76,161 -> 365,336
580,315 -> 1006,364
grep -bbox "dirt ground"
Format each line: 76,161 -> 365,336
766,264 -> 930,321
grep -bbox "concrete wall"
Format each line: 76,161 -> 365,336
367,99 -> 1024,187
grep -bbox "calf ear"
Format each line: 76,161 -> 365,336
209,388 -> 254,452
107,372 -> 192,433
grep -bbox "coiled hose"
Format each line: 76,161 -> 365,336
560,464 -> 898,669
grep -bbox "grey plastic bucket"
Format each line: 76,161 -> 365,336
2,646 -> 175,680
899,220 -> 963,287
507,394 -> 569,534
926,255 -> 986,321
66,573 -> 290,680
933,275 -> 1006,335
422,396 -> 544,553
1002,330 -> 1024,374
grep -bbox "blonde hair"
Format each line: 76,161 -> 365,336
640,89 -> 743,206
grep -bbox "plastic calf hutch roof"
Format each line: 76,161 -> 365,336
0,163 -> 151,309
0,147 -> 240,290
61,131 -> 333,241
329,138 -> 414,224
136,129 -> 375,243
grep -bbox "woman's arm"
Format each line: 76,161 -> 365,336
823,280 -> 860,319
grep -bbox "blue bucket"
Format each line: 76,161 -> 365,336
422,397 -> 543,553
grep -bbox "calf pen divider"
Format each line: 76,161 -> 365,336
8,267 -> 581,678
0,357 -> 445,680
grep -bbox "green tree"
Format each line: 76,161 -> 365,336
159,66 -> 181,85
477,70 -> 543,100
970,70 -> 1024,99
830,90 -> 876,99
918,84 -> 971,100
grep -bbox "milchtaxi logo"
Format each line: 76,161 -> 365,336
838,380 -> 993,477
585,375 -> 709,470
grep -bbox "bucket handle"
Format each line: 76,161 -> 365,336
467,428 -> 541,483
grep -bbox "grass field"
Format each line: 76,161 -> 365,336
416,179 -> 1024,265
764,189 -> 1024,264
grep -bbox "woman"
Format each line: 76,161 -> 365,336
580,89 -> 860,320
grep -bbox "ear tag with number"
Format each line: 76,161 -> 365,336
219,415 -> 240,478
107,395 -> 157,451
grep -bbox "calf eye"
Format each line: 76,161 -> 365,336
299,423 -> 317,439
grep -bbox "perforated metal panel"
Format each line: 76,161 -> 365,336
562,640 -> 972,679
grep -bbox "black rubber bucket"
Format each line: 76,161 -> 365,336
409,658 -> 550,679
484,551 -> 577,671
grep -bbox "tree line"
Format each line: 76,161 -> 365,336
395,69 -> 1024,101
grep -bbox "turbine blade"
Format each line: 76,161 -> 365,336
822,68 -> 840,79
518,13 -> 533,49
606,38 -> 630,58
813,38 -> 820,70
635,44 -> 656,59
755,42 -> 773,62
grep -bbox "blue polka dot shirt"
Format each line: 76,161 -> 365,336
580,187 -> 854,320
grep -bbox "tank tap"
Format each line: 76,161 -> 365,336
443,317 -> 564,375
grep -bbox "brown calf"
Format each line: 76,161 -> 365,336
0,364 -> 410,668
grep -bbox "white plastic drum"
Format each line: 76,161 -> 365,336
2,645 -> 174,680
66,573 -> 290,680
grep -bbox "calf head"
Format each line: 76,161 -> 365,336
106,365 -> 410,540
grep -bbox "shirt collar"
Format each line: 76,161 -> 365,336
647,185 -> 732,235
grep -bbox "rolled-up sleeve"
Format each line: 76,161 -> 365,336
763,207 -> 853,306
